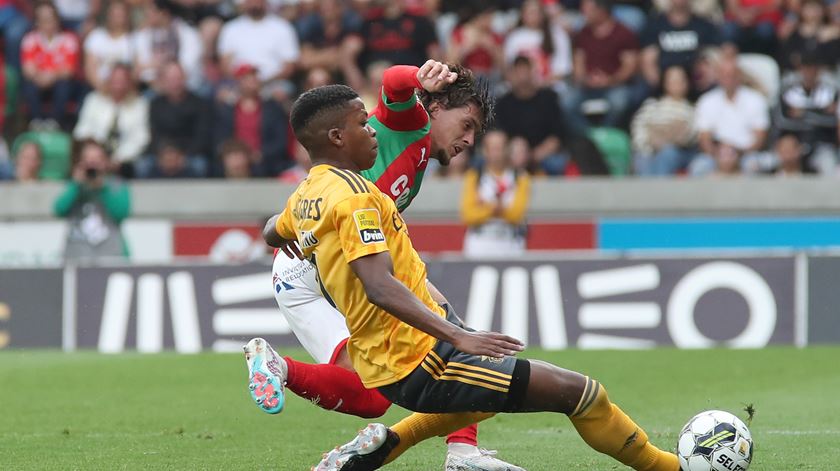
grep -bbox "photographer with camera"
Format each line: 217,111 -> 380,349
53,139 -> 131,263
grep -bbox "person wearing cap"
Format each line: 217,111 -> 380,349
213,63 -> 292,177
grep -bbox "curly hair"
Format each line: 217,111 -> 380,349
417,64 -> 495,133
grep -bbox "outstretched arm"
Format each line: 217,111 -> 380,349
349,252 -> 523,358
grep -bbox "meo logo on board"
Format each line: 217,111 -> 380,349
354,209 -> 385,244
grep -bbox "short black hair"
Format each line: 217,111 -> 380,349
290,84 -> 360,146
417,64 -> 495,133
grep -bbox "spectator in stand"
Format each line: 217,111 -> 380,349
296,0 -> 361,79
689,57 -> 770,176
709,142 -> 743,177
653,0 -> 723,23
166,0 -> 228,66
54,139 -> 131,262
495,56 -> 567,175
216,138 -> 259,179
358,60 -> 391,111
460,129 -> 531,259
778,0 -> 840,71
218,0 -> 299,99
144,140 -> 203,178
503,0 -> 572,83
134,0 -> 203,93
640,0 -> 721,93
562,0 -> 640,132
447,4 -> 504,82
0,141 -> 42,182
73,63 -> 150,177
342,0 -> 439,92
776,51 -> 839,174
772,132 -> 806,176
83,0 -> 135,92
721,0 -> 783,54
213,64 -> 291,177
21,1 -> 80,130
0,0 -> 32,69
631,65 -> 697,176
140,61 -> 211,178
54,0 -> 100,34
278,140 -> 310,184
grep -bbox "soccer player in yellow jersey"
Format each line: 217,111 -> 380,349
274,85 -> 681,471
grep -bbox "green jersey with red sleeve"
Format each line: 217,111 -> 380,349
360,65 -> 432,213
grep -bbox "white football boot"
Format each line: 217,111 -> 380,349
243,337 -> 287,414
312,423 -> 397,471
444,447 -> 526,471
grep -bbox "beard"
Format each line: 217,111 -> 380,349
434,148 -> 450,166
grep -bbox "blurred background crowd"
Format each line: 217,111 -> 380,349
0,0 -> 839,186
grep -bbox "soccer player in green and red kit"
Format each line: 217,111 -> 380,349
246,61 -> 524,470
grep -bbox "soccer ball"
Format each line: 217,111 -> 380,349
677,410 -> 753,471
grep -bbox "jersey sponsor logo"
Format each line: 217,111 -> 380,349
300,230 -> 319,249
418,147 -> 427,166
353,209 -> 385,244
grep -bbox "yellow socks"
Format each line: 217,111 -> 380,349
569,377 -> 680,471
383,412 -> 495,465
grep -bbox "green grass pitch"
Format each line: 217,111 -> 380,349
2,347 -> 839,470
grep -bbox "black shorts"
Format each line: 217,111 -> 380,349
377,304 -> 530,413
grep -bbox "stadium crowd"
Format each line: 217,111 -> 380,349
0,0 -> 839,182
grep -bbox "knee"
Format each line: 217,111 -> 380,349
356,391 -> 392,418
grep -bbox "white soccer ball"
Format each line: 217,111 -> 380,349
677,410 -> 753,471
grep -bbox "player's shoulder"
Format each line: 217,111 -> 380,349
312,166 -> 383,204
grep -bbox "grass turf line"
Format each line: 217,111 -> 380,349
1,347 -> 839,470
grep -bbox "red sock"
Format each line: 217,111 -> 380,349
284,357 -> 392,418
445,423 -> 478,446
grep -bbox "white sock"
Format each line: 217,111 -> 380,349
447,442 -> 480,458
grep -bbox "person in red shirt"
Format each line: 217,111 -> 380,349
21,1 -> 79,129
213,64 -> 292,176
446,5 -> 504,80
561,0 -> 640,133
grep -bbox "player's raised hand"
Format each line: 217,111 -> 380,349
451,331 -> 524,358
417,59 -> 458,93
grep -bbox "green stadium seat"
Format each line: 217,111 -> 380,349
11,131 -> 72,180
587,127 -> 632,176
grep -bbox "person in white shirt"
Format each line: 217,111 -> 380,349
461,130 -> 531,258
689,56 -> 770,176
503,0 -> 572,83
84,0 -> 134,91
217,0 -> 299,98
133,0 -> 203,93
73,64 -> 150,176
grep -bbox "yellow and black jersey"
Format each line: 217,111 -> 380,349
276,164 -> 444,388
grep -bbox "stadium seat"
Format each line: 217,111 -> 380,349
12,131 -> 72,180
738,53 -> 780,105
587,127 -> 632,176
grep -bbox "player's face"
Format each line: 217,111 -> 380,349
342,99 -> 378,171
429,102 -> 481,166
